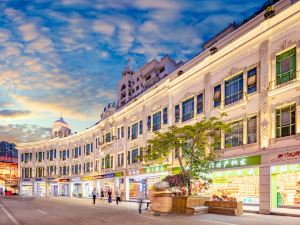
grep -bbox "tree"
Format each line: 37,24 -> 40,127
143,115 -> 230,195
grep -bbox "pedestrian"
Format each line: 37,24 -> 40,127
92,188 -> 97,205
138,191 -> 145,214
115,188 -> 121,205
101,189 -> 104,199
107,189 -> 112,204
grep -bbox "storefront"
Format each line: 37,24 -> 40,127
58,178 -> 70,196
71,177 -> 82,197
270,150 -> 300,210
201,155 -> 261,205
34,178 -> 46,197
94,173 -> 115,198
20,179 -> 34,196
47,178 -> 58,197
125,165 -> 169,201
81,176 -> 94,198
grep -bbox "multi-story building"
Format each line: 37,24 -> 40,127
0,141 -> 18,194
18,0 -> 300,215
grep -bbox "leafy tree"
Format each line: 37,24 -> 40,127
143,115 -> 230,195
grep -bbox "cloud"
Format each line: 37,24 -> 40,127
0,123 -> 51,143
26,36 -> 54,53
0,29 -> 10,42
18,23 -> 39,41
92,21 -> 115,36
0,109 -> 31,118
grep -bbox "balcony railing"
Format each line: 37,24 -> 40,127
269,70 -> 298,91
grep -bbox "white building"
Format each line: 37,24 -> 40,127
18,0 -> 300,215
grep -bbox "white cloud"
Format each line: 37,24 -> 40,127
93,21 -> 115,36
26,36 -> 54,53
100,51 -> 109,58
0,29 -> 10,42
18,23 -> 39,41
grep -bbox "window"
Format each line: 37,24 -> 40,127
175,105 -> 180,123
105,154 -> 112,169
196,93 -> 204,114
36,167 -> 44,177
139,147 -> 143,161
121,126 -> 124,138
163,107 -> 168,124
147,116 -> 151,131
24,153 -> 32,163
48,149 -> 56,161
182,97 -> 194,122
276,48 -> 296,85
74,147 -> 79,158
276,104 -> 296,138
36,152 -> 44,162
22,168 -> 32,178
247,68 -> 257,94
213,84 -> 221,107
128,126 -> 131,139
47,166 -> 56,176
247,116 -> 257,144
105,132 -> 111,143
132,123 -> 138,139
118,153 -> 124,167
131,149 -> 139,164
61,150 -> 68,161
127,150 -> 131,164
86,144 -> 91,156
139,120 -> 143,134
60,166 -> 69,176
117,127 -> 120,139
153,111 -> 162,131
225,74 -> 243,105
225,120 -> 243,148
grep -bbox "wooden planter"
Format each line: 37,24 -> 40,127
172,196 -> 210,215
205,201 -> 243,216
151,192 -> 173,213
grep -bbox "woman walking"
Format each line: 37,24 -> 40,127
115,188 -> 121,205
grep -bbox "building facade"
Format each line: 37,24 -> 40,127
18,0 -> 300,215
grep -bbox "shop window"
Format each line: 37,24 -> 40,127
132,123 -> 138,139
276,47 -> 296,85
175,104 -> 180,123
213,84 -> 221,107
147,116 -> 151,131
276,104 -> 296,138
182,97 -> 194,122
247,116 -> 257,144
225,120 -> 243,148
132,149 -> 139,164
139,120 -> 143,135
197,93 -> 204,114
152,111 -> 162,131
225,73 -> 243,105
163,107 -> 168,125
247,67 -> 257,94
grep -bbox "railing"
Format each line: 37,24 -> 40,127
269,70 -> 298,90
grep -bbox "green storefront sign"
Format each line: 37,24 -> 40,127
144,164 -> 168,173
209,155 -> 261,170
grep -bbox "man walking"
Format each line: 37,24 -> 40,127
138,191 -> 144,214
92,188 -> 97,205
115,188 -> 121,205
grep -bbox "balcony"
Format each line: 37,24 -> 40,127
268,70 -> 299,96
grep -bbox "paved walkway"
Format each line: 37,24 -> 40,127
0,197 -> 300,225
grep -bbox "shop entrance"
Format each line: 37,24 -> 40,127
35,182 -> 46,196
205,167 -> 259,205
271,164 -> 300,209
21,183 -> 34,196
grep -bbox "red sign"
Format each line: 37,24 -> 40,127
271,150 -> 300,163
59,179 -> 70,182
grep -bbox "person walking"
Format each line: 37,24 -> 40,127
107,189 -> 112,204
115,188 -> 121,205
92,188 -> 97,205
138,191 -> 145,214
101,189 -> 104,199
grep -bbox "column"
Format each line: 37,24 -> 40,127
259,164 -> 271,214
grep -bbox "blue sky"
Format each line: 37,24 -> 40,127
0,0 -> 265,143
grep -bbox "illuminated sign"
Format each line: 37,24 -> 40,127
94,173 -> 114,179
144,165 -> 168,174
271,164 -> 300,174
271,150 -> 300,164
209,155 -> 261,170
81,176 -> 93,181
59,178 -> 70,182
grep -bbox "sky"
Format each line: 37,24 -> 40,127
0,0 -> 266,143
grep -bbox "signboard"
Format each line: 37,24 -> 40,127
94,173 -> 114,180
59,178 -> 70,182
209,155 -> 261,170
126,169 -> 143,176
271,164 -> 300,174
71,177 -> 80,182
271,150 -> 300,164
35,178 -> 43,182
47,177 -> 56,181
81,176 -> 93,181
22,178 -> 31,182
144,165 -> 168,174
